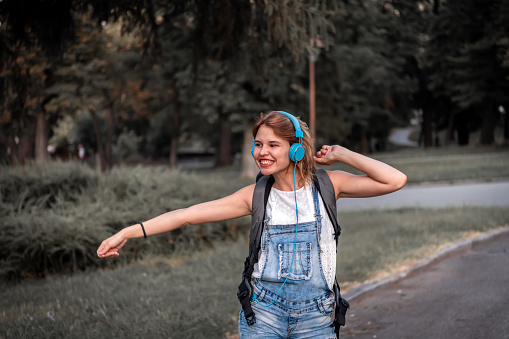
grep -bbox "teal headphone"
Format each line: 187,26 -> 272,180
252,111 -> 305,162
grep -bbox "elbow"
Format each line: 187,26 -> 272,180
394,172 -> 407,191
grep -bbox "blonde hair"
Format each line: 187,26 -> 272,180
253,111 -> 316,183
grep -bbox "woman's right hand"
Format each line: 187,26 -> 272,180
97,231 -> 128,258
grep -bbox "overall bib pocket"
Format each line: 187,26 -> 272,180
277,241 -> 312,280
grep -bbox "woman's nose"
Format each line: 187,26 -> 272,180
260,145 -> 269,156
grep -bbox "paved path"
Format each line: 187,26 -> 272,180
388,128 -> 418,147
340,230 -> 509,339
338,181 -> 509,211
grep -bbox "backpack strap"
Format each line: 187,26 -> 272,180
312,169 -> 348,337
331,277 -> 350,337
247,174 -> 273,276
237,174 -> 274,325
313,168 -> 341,242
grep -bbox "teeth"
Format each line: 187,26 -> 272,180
260,160 -> 274,165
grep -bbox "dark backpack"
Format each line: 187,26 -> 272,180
237,168 -> 349,337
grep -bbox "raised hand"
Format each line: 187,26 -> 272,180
314,145 -> 346,166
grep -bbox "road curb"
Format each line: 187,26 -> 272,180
343,226 -> 509,302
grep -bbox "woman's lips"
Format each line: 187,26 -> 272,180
259,159 -> 275,167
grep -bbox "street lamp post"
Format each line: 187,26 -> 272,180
309,53 -> 316,146
309,36 -> 323,150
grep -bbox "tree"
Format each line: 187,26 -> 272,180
311,0 -> 421,152
0,0 -> 76,165
426,0 -> 509,145
1,0 -> 341,167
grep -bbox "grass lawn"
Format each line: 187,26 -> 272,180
1,206 -> 508,339
327,147 -> 509,185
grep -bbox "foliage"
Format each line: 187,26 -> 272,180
72,111 -> 107,152
0,161 -> 97,216
115,129 -> 142,162
0,161 -> 251,281
2,0 -> 509,168
424,0 -> 509,144
427,0 -> 508,107
314,0 -> 421,149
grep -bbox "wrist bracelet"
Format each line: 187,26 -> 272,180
139,222 -> 147,239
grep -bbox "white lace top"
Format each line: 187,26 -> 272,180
251,182 -> 337,290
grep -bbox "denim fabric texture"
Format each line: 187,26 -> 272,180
238,185 -> 336,338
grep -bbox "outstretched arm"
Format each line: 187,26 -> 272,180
314,145 -> 407,199
97,184 -> 255,258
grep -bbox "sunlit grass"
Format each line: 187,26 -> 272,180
327,148 -> 509,185
336,206 -> 509,289
1,206 -> 508,339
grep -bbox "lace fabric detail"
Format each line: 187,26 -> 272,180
319,219 -> 337,290
251,183 -> 337,290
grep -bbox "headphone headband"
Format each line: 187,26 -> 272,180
276,111 -> 304,139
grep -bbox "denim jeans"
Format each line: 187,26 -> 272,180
238,185 -> 335,338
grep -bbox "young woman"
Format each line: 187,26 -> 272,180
97,111 -> 407,338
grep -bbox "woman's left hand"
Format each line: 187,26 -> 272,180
314,145 -> 345,165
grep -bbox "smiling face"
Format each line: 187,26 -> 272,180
253,125 -> 292,176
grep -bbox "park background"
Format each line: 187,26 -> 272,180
1,1 -> 509,338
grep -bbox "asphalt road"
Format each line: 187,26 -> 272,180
340,230 -> 509,339
338,181 -> 509,211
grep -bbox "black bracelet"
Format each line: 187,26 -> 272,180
139,222 -> 147,239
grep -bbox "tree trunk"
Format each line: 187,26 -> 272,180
456,110 -> 470,145
215,118 -> 232,167
17,136 -> 33,166
421,107 -> 433,148
445,111 -> 455,146
241,124 -> 259,178
359,127 -> 370,154
170,80 -> 179,169
35,112 -> 49,163
505,104 -> 509,142
89,108 -> 107,172
480,99 -> 495,145
7,128 -> 19,166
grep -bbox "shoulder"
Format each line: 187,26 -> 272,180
324,169 -> 351,181
322,170 -> 354,199
235,183 -> 256,212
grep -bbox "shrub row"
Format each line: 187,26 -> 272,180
0,161 -> 252,281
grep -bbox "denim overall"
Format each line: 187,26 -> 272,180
238,185 -> 336,339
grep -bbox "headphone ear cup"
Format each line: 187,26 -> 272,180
251,139 -> 255,156
289,143 -> 305,162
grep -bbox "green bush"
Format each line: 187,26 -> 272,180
0,161 -> 97,216
0,161 -> 251,281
